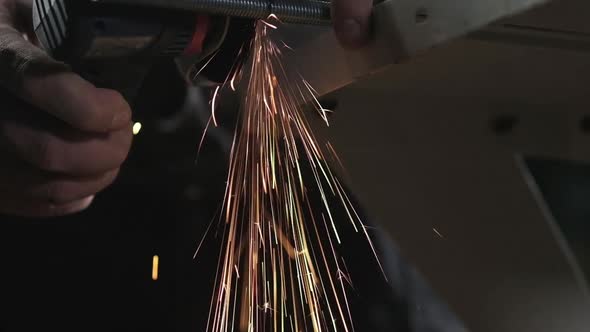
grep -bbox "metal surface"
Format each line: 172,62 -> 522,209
280,0 -> 590,330
306,37 -> 590,331
281,0 -> 551,100
96,0 -> 331,25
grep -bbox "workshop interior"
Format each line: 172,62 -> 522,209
1,0 -> 590,331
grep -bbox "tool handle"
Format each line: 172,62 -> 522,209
33,0 -> 196,104
75,58 -> 155,103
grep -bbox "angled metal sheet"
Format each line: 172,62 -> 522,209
303,32 -> 590,332
281,0 -> 551,99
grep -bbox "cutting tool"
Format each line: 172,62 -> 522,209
31,0 -> 330,103
32,0 -> 551,103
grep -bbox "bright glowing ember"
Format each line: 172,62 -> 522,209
199,16 -> 384,332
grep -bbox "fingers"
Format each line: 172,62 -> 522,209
0,90 -> 132,217
23,74 -> 133,132
1,110 -> 132,175
0,1 -> 132,218
0,160 -> 119,205
332,0 -> 373,49
2,120 -> 132,176
0,142 -> 120,218
0,97 -> 133,176
0,157 -> 118,218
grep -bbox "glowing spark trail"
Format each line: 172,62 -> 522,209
202,17 -> 382,332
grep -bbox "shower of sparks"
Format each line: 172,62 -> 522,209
200,17 -> 383,332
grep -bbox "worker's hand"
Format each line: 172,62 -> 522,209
0,0 -> 133,218
332,0 -> 373,49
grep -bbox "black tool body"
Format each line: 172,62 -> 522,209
33,0 -> 204,103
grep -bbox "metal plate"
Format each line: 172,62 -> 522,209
279,0 -> 590,330
280,0 -> 550,100
306,38 -> 590,331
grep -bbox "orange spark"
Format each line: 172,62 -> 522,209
211,86 -> 221,127
198,17 -> 384,332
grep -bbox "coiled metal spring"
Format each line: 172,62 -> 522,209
108,0 -> 332,25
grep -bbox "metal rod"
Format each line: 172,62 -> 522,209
99,0 -> 332,25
